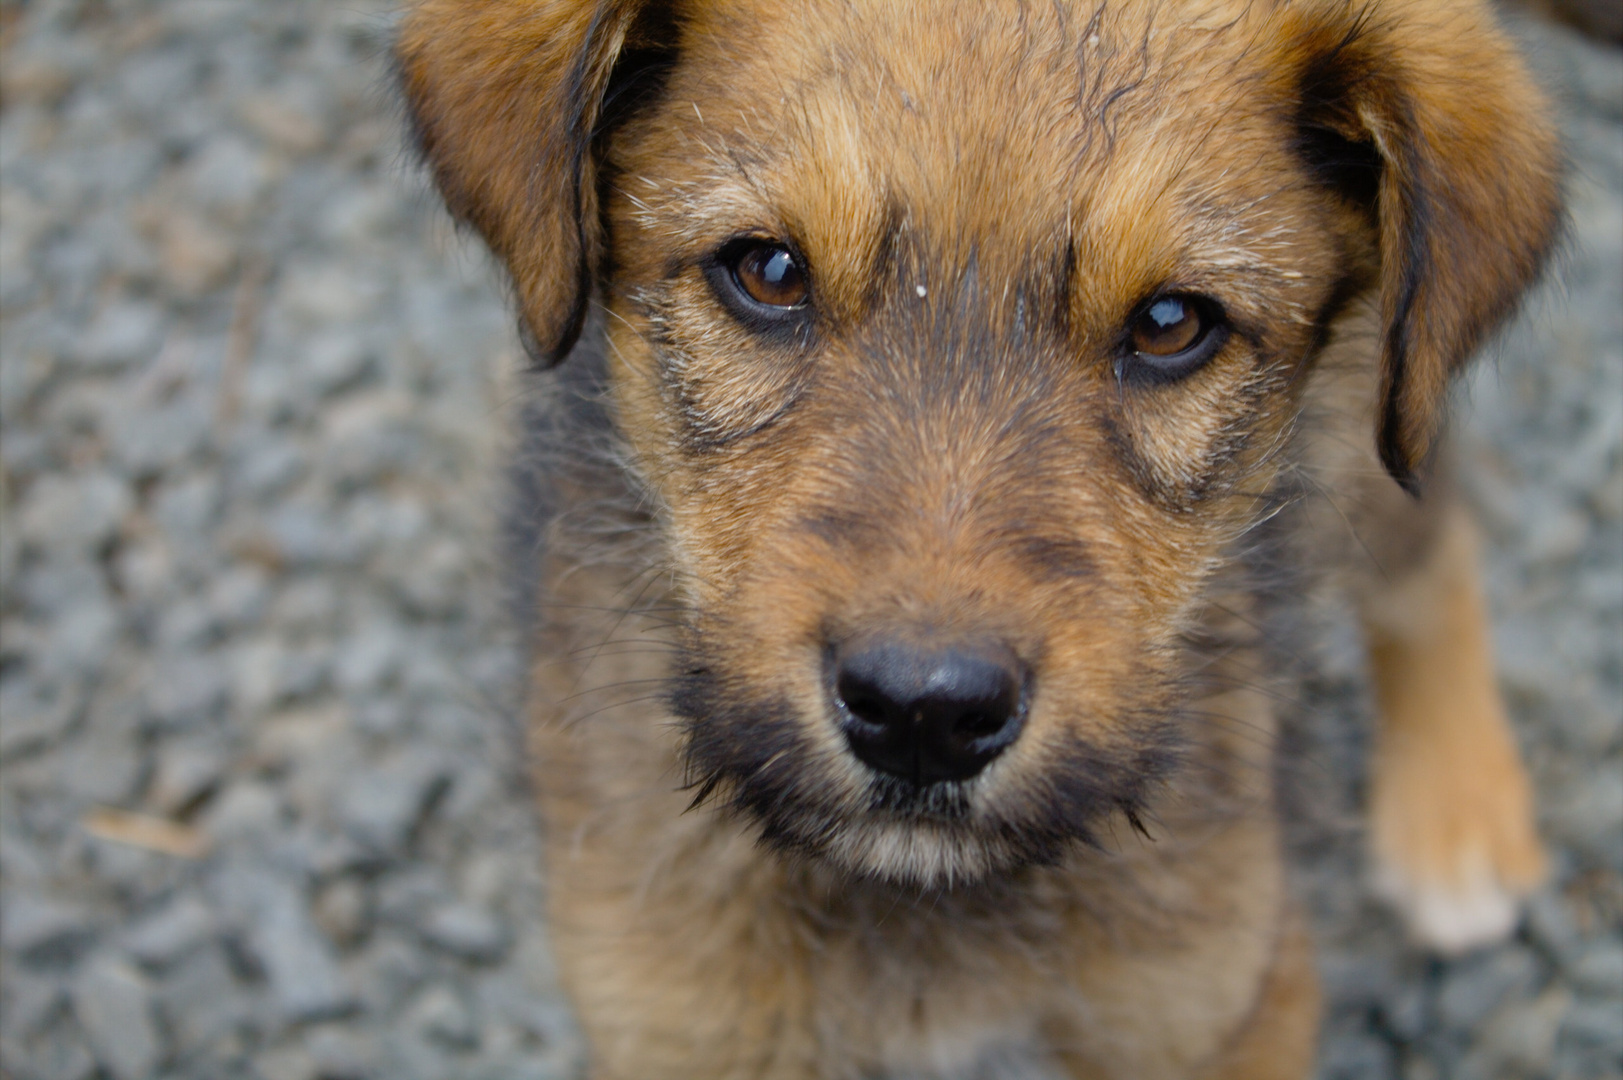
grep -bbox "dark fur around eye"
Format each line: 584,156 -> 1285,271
1118,293 -> 1230,385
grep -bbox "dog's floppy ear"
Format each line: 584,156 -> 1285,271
1291,0 -> 1563,491
398,1 -> 664,365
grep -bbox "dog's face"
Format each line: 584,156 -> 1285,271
606,2 -> 1358,883
402,0 -> 1559,887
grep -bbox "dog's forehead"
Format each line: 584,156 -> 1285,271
629,0 -> 1305,297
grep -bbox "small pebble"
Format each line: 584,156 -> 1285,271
73,955 -> 162,1080
420,903 -> 509,964
1568,940 -> 1623,997
124,895 -> 216,968
407,984 -> 478,1049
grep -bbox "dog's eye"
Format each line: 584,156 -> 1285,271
730,242 -> 808,308
1123,294 -> 1226,381
1131,297 -> 1202,355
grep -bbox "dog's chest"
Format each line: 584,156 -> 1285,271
868,1038 -> 1067,1080
835,985 -> 1064,1080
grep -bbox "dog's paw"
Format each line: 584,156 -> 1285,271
1369,740 -> 1546,955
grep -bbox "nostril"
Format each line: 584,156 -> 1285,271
955,708 -> 1007,741
834,673 -> 889,727
832,640 -> 1027,785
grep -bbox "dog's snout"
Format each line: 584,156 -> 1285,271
833,642 -> 1026,785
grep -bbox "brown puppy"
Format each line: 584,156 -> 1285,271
400,1 -> 1561,1076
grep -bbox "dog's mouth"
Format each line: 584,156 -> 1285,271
673,641 -> 1181,889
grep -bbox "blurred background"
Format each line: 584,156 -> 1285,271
0,2 -> 1617,1079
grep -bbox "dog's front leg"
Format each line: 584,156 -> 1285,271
1359,490 -> 1546,953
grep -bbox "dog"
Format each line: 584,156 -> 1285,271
399,0 -> 1561,1075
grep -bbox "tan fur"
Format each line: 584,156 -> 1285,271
399,1 -> 1562,1076
1363,502 -> 1547,951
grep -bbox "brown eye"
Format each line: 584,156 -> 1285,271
732,243 -> 807,308
1130,296 -> 1202,355
1122,293 -> 1227,382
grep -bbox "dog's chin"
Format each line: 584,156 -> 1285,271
710,767 -> 1088,891
814,812 -> 1043,890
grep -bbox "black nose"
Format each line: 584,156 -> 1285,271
833,642 -> 1026,785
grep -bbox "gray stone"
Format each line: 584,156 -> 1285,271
465,1058 -> 579,1080
381,1030 -> 456,1080
107,394 -> 213,478
0,826 -> 52,886
372,867 -> 454,928
1317,1027 -> 1395,1080
337,754 -> 450,857
146,740 -> 227,817
276,260 -> 383,327
116,46 -> 204,120
124,895 -> 217,968
53,721 -> 145,806
1473,985 -> 1572,1075
352,698 -> 407,737
1559,996 -> 1623,1052
269,577 -> 342,632
0,186 -> 49,307
227,637 -> 330,714
80,836 -> 171,902
44,598 -> 120,679
322,395 -> 424,490
73,956 -> 162,1080
184,134 -> 272,217
300,331 -> 375,397
1436,946 -> 1543,1031
13,1012 -> 99,1080
231,638 -> 289,716
264,502 -> 348,568
312,877 -> 369,949
389,538 -> 468,618
281,645 -> 331,702
17,470 -> 133,554
201,781 -> 286,844
341,492 -> 430,554
155,943 -> 248,1056
405,984 -> 477,1049
150,473 -> 223,555
1379,980 -> 1430,1042
240,359 -> 303,425
114,536 -> 177,605
420,903 -> 508,964
333,621 -> 405,693
1519,889 -> 1584,967
230,435 -> 306,498
1,893 -> 99,968
69,301 -> 166,372
1,970 -> 68,1042
206,563 -> 272,628
1569,941 -> 1623,997
347,932 -> 432,1018
144,651 -> 233,729
12,558 -> 107,620
254,1043 -> 320,1080
248,878 -> 354,1022
1559,770 -> 1623,860
0,681 -> 83,759
304,1023 -> 381,1080
153,594 -> 215,651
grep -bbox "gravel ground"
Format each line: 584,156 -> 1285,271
0,3 -> 1617,1079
